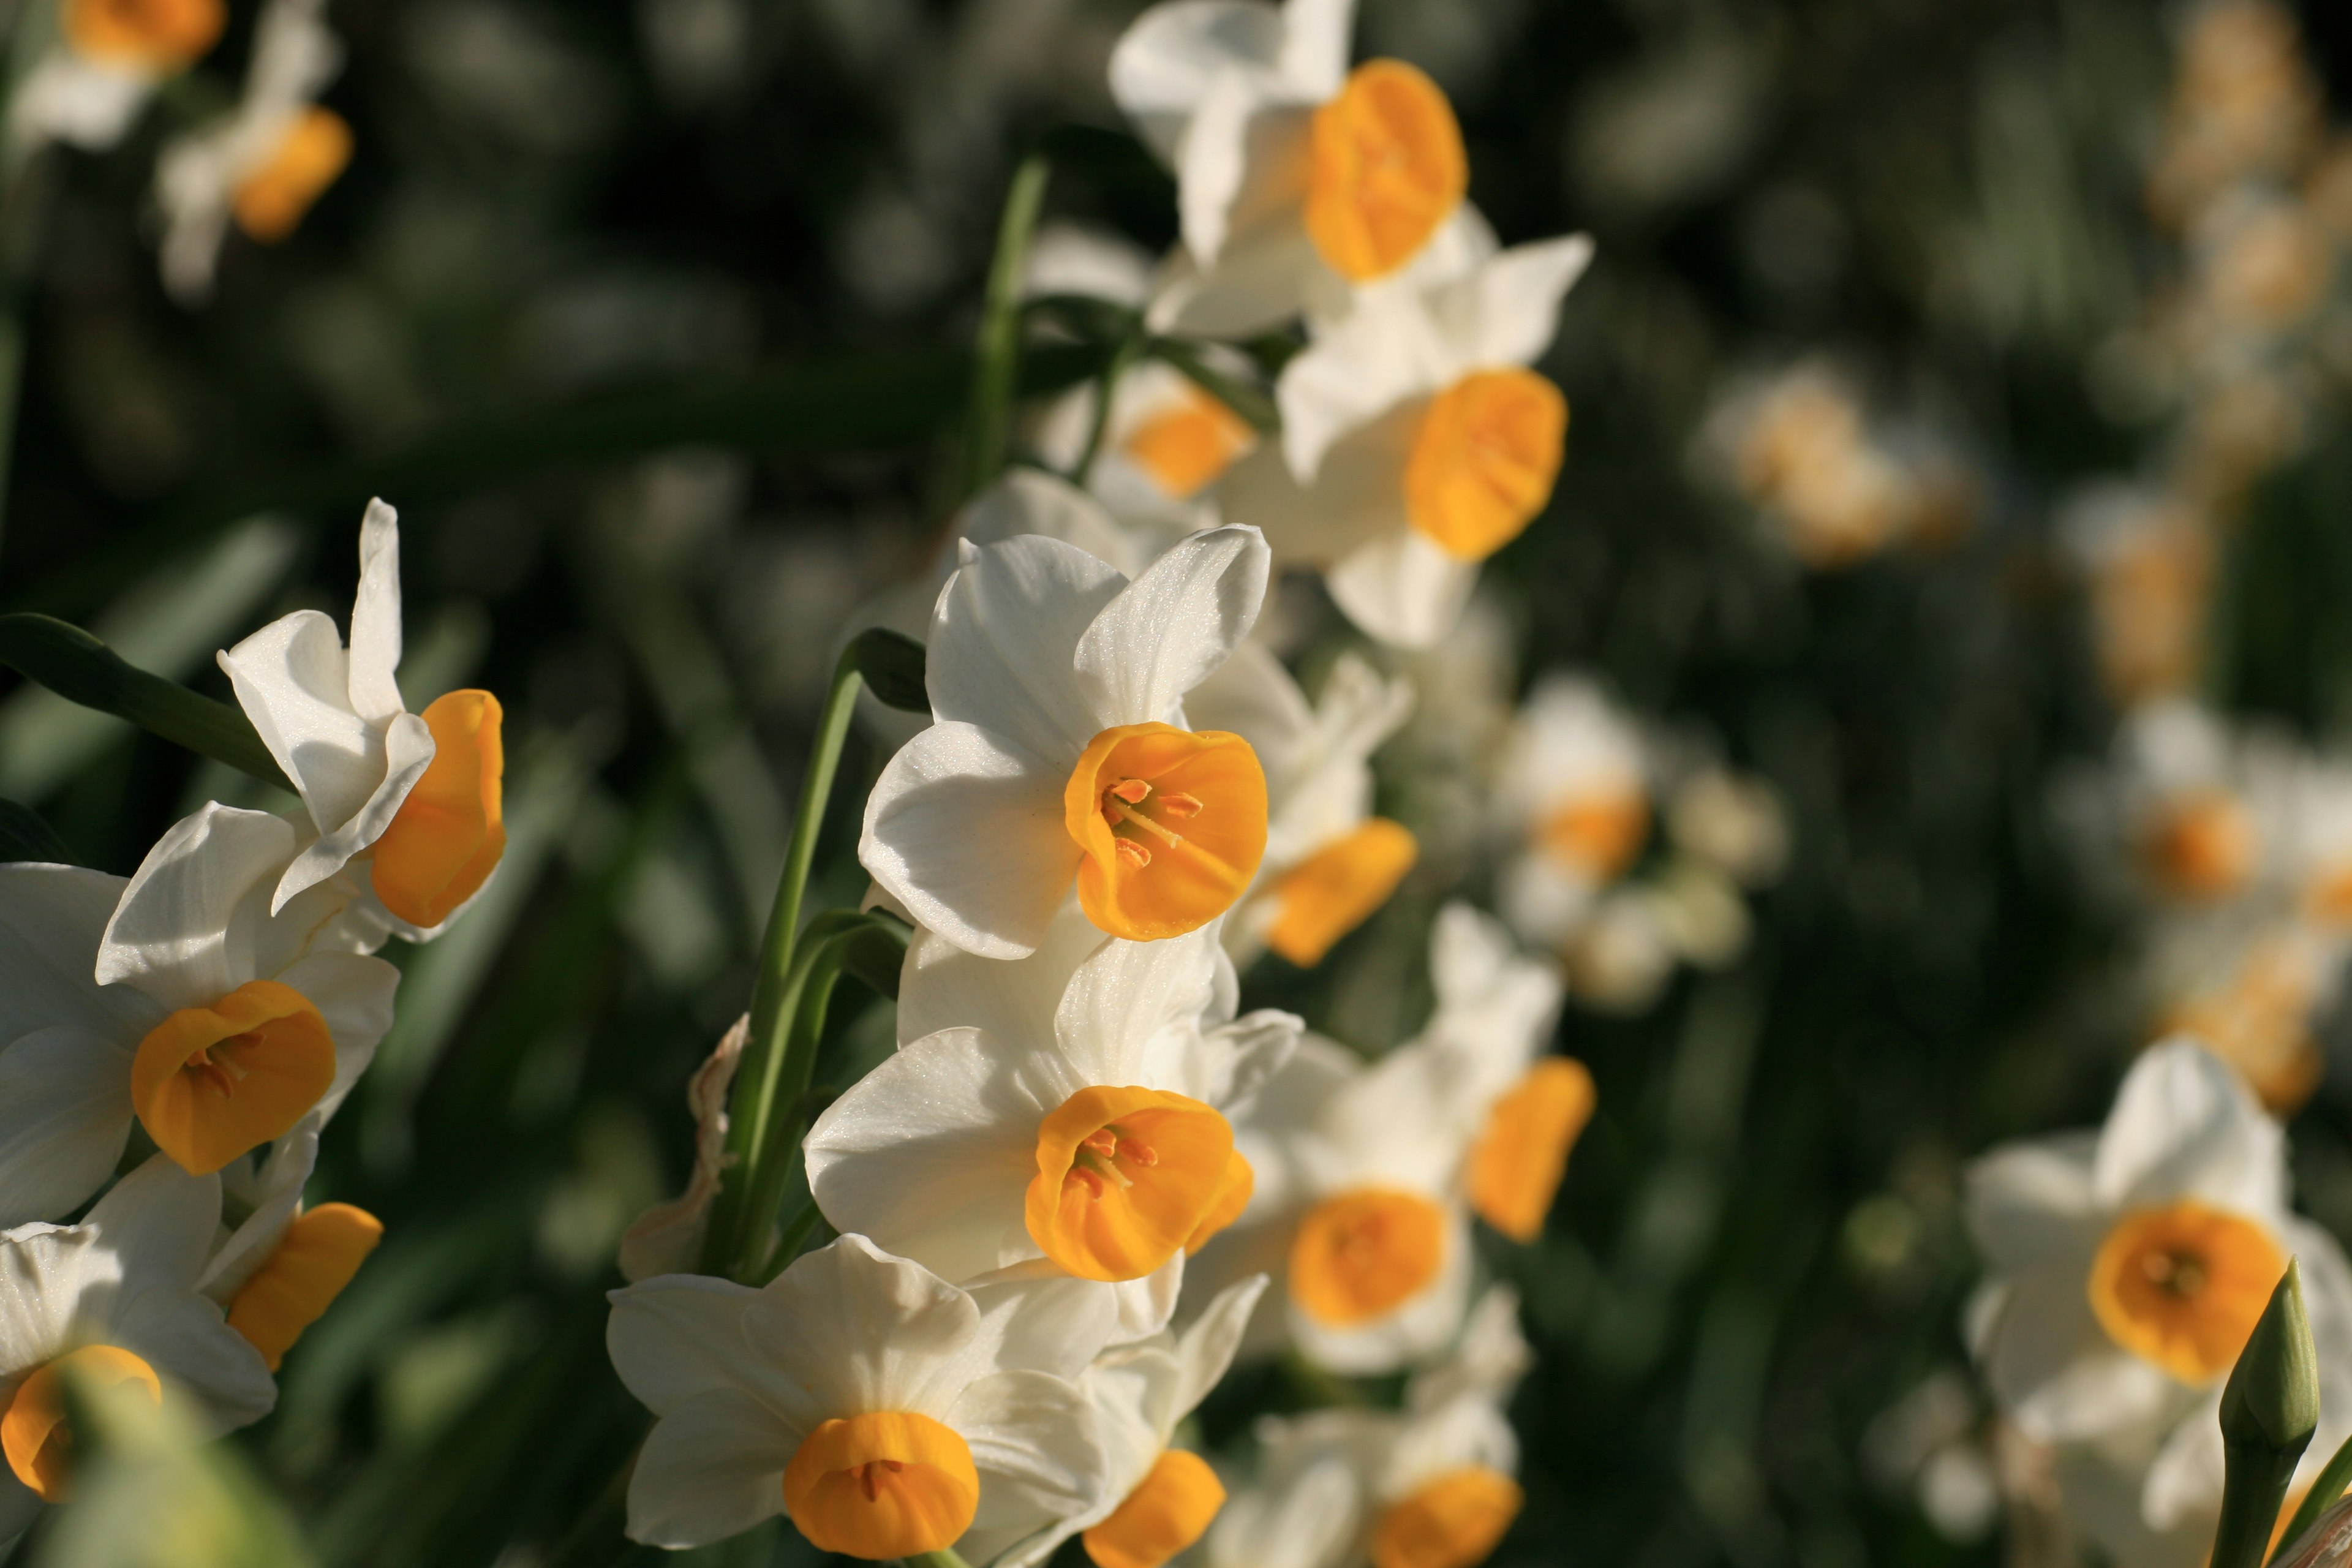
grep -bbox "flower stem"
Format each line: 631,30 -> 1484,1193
700,645 -> 864,1280
907,1551 -> 975,1568
1069,318 -> 1145,488
962,153 -> 1050,500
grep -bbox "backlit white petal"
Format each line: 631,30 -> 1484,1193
96,804 -> 296,1009
896,901 -> 1104,1050
928,534 -> 1126,766
1425,236 -> 1594,375
217,611 -> 381,833
954,1368 -> 1107,1536
737,1235 -> 986,1428
1173,1273 -> 1268,1418
2093,1038 -> 2285,1217
1072,525 -> 1269,729
345,499 -> 406,724
0,1027 -> 137,1228
1964,1133 -> 2105,1275
1326,530 -> 1480,650
1109,1 -> 1288,160
271,711 -> 434,911
627,1388 -> 793,1548
606,1272 -> 770,1414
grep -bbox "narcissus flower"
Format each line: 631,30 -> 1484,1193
1254,1288 -> 1532,1568
1963,1038 -> 2352,1547
1188,643 -> 1416,967
0,1156 -> 275,1536
1205,1453 -> 1362,1568
989,1276 -> 1268,1568
199,1116 -> 380,1373
860,528 -> 1273,959
1493,676 -> 1651,949
220,499 -> 506,936
606,1235 -> 1109,1554
9,0 -> 224,154
156,0 -> 350,303
1110,0 -> 1472,336
806,913 -> 1299,1304
0,809 -> 396,1227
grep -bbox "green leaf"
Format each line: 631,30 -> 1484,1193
2271,1427 -> 2352,1564
1148,338 -> 1280,432
963,154 -> 1053,499
0,796 -> 74,863
834,910 -> 910,1000
0,614 -> 291,792
846,627 -> 928,713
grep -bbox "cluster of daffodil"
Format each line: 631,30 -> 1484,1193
593,2 -> 1645,1562
0,499 -> 505,1538
11,0 -> 352,301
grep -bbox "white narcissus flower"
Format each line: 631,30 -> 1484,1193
805,912 -> 1299,1315
1494,676 -> 1651,949
1205,1453 -> 1362,1568
2097,701 -> 2293,910
1218,230 -> 1592,649
606,1234 -> 1110,1556
989,1276 -> 1269,1568
199,1115 -> 382,1373
0,1155 -> 276,1538
1186,642 -> 1416,968
8,0 -> 223,155
155,0 -> 351,303
219,499 -> 507,937
0,808 -> 396,1228
1964,1038 -> 2352,1555
859,527 -> 1275,960
1253,1286 -> 1533,1568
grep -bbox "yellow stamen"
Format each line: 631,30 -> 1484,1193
130,979 -> 336,1176
1084,1449 -> 1227,1568
1065,723 -> 1267,943
233,107 -> 354,244
228,1203 -> 383,1372
780,1411 -> 978,1559
1403,370 -> 1568,562
1469,1058 -> 1595,1243
63,0 -> 222,72
1268,820 -> 1418,967
1289,1188 -> 1446,1327
1028,1086 -> 1236,1281
2138,790 -> 2258,902
1123,388 -> 1255,499
372,690 -> 507,929
0,1346 -> 161,1502
2087,1199 -> 2286,1383
1371,1468 -> 1524,1568
1535,790 -> 1648,881
1304,60 -> 1467,282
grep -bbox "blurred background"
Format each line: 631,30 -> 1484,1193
10,0 -> 2352,1564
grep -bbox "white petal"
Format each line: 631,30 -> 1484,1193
1425,236 -> 1594,375
1073,525 -> 1270,728
958,470 -> 1155,578
1148,224 -> 1324,338
1209,1456 -> 1360,1568
1109,1 -> 1288,160
1496,852 -> 1595,949
1112,1256 -> 1188,1342
861,721 -> 1080,961
897,901 -> 1104,1050
0,1225 -> 89,1378
1179,75 -> 1310,268
741,1235 -> 986,1427
804,1027 -> 1057,1284
1278,295 -> 1444,480
200,1116 -> 320,1301
606,1272 -> 768,1414
1964,1133 -> 2104,1275
963,1267 -> 1125,1382
1385,1394 -> 1517,1496
0,1026 -> 135,1228
1327,531 -> 1480,650
1218,412 -> 1417,567
2094,1038 -> 2285,1216
217,612 -> 383,835
271,949 -> 400,1117
96,805 -> 295,1010
1983,1275 -> 2178,1442
1276,0 -> 1355,96
271,712 -> 434,911
2141,1393 -> 2225,1531
1054,928 -> 1224,1087
929,534 -> 1127,766
0,865 -> 149,1041
1173,1273 -> 1268,1419
954,1368 -> 1107,1534
627,1388 -> 793,1548
1185,639 -> 1318,784
1185,1009 -> 1303,1112
345,499 -> 406,724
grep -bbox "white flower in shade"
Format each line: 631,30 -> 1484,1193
0,809 -> 396,1228
1186,642 -> 1416,968
805,913 -> 1299,1322
988,1276 -> 1269,1568
0,1155 -> 276,1538
1494,676 -> 1651,949
2060,485 -> 2212,710
198,1115 -> 381,1373
2142,911 -> 2339,1116
1196,1034 -> 1479,1375
1253,1286 -> 1532,1568
1666,767 -> 1789,891
1109,0 -> 1476,337
1558,885 -> 1680,1016
606,1234 -> 1110,1556
1416,906 -> 1585,1246
2070,701 -> 2293,911
1219,230 -> 1592,649
8,0 -> 223,154
1204,1453 -> 1362,1568
858,527 -> 1274,959
1963,1038 -> 2352,1547
155,0 -> 351,303
219,499 -> 506,937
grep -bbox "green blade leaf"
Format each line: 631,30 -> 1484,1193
834,909 -> 910,1000
846,627 -> 929,713
1147,337 -> 1280,432
0,796 -> 75,863
0,614 -> 291,792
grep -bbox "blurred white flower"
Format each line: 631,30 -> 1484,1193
9,0 -> 224,156
1494,676 -> 1650,949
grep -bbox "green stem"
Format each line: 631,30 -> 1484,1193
1069,322 -> 1145,488
908,1551 -> 975,1568
699,649 -> 863,1280
962,154 -> 1050,500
